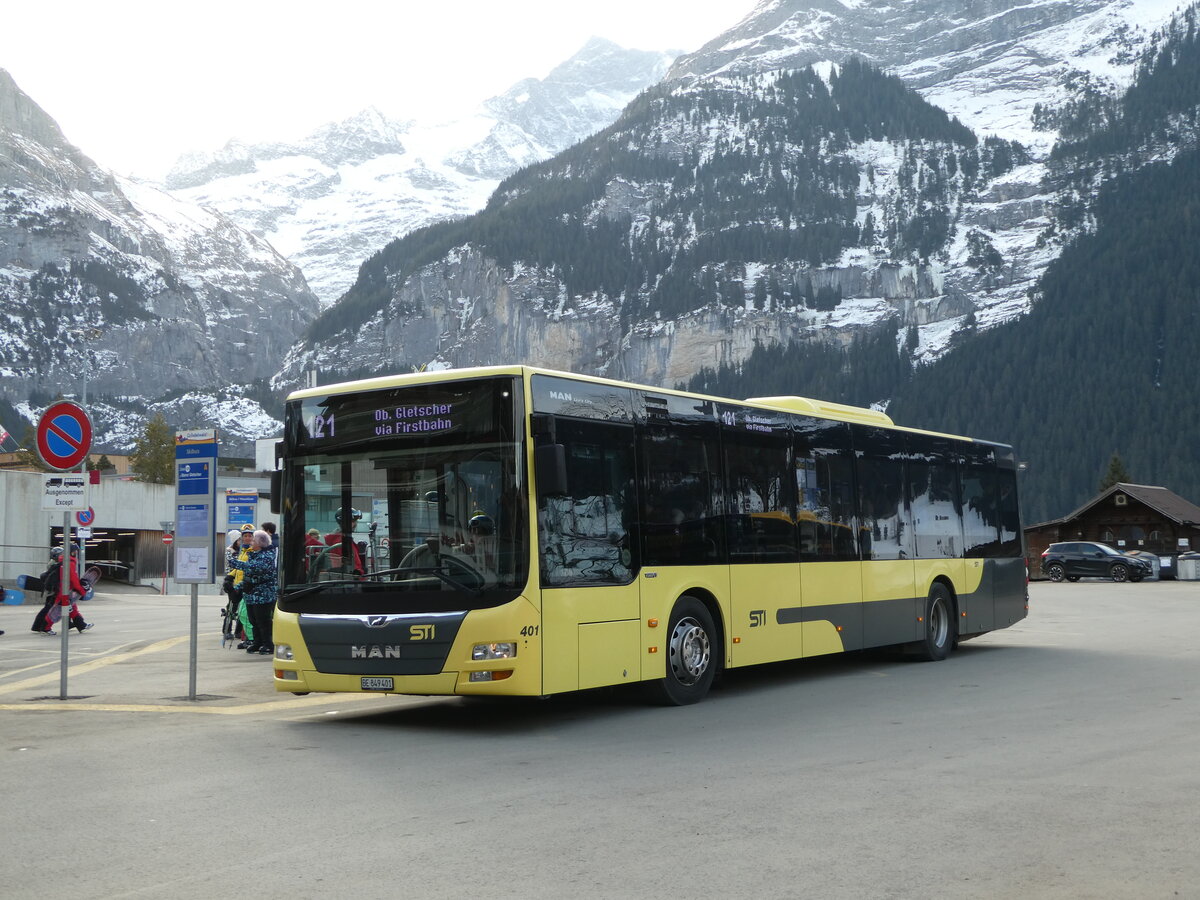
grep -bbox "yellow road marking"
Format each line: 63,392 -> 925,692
0,632 -> 401,715
0,635 -> 193,696
0,693 -> 388,715
0,638 -> 151,678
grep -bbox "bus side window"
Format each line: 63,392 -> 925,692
537,420 -> 636,586
639,420 -> 725,567
855,427 -> 911,561
795,417 -> 857,562
906,435 -> 964,560
996,469 -> 1021,556
721,405 -> 796,564
962,466 -> 999,557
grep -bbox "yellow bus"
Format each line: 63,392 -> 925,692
270,365 -> 1026,704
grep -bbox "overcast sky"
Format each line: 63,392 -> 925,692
1,1 -> 758,178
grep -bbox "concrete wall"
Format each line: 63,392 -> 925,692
0,469 -> 54,580
1,468 -> 304,598
0,470 -> 241,595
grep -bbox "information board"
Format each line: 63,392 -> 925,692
226,491 -> 258,528
174,430 -> 219,585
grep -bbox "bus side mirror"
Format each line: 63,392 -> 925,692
270,470 -> 282,514
535,444 -> 568,497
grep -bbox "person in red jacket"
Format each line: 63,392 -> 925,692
31,546 -> 93,634
316,507 -> 364,577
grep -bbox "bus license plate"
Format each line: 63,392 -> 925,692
361,677 -> 394,691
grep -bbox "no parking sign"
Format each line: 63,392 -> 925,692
36,401 -> 92,471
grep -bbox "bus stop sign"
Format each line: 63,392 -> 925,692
36,401 -> 93,471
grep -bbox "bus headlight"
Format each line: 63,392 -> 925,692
274,644 -> 294,661
472,642 -> 517,661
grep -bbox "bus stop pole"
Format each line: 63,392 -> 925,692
189,583 -> 198,700
60,509 -> 70,700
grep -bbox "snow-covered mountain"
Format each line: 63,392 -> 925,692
166,38 -> 676,304
276,0 -> 1188,393
0,68 -> 319,452
276,61 -> 1023,388
660,0 -> 1187,353
668,0 -> 1182,151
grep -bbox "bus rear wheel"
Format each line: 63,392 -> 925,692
915,583 -> 956,662
646,596 -> 717,706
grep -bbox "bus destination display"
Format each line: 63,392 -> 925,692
293,378 -> 512,452
309,403 -> 454,440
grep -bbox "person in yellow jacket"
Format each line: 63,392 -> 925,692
227,525 -> 256,648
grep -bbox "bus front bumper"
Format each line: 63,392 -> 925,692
270,599 -> 542,697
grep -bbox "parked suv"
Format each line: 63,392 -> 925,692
1041,541 -> 1153,583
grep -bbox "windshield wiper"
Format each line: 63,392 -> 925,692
284,580 -> 361,599
375,565 -> 483,596
284,566 -> 481,599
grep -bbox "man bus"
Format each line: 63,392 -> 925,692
269,366 -> 1026,704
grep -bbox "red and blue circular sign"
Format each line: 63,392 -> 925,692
36,401 -> 93,472
76,507 -> 96,527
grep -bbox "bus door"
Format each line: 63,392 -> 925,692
796,419 -> 863,656
907,435 -> 967,628
638,396 -> 729,667
722,405 -> 800,667
535,418 -> 641,694
856,427 -> 919,647
960,458 -> 999,633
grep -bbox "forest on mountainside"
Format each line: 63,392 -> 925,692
887,144 -> 1200,524
684,322 -> 915,410
893,6 -> 1200,523
310,58 -> 1023,345
695,8 -> 1200,525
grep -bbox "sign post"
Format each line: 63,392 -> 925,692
175,430 -> 219,700
76,506 -> 95,577
36,401 -> 92,701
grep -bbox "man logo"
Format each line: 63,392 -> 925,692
410,624 -> 435,640
749,610 -> 766,628
351,645 -> 402,659
366,616 -> 389,628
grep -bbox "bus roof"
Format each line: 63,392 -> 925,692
287,364 -> 990,446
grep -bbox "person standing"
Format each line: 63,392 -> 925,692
227,529 -> 278,655
228,525 -> 256,648
321,507 -> 364,575
32,546 -> 92,634
261,521 -> 279,550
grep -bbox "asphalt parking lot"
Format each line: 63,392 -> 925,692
3,579 -> 1200,899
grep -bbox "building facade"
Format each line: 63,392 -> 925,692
1025,483 -> 1200,577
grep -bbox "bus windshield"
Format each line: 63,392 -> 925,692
278,376 -> 528,614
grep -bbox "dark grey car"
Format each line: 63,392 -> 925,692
1041,541 -> 1152,582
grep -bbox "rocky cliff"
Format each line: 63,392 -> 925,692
0,68 -> 319,452
279,62 -> 1014,389
278,0 -> 1179,394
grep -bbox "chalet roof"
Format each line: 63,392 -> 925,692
1029,483 -> 1200,530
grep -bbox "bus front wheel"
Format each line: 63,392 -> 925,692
646,596 -> 717,706
916,583 -> 956,662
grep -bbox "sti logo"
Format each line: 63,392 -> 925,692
749,610 -> 766,628
410,624 -> 436,640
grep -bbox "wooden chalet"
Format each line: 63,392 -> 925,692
1025,483 -> 1200,576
